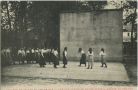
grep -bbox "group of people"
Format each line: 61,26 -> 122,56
1,47 -> 107,69
1,47 -> 59,68
78,48 -> 107,69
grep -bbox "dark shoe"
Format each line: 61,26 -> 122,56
101,65 -> 103,67
91,67 -> 92,69
87,67 -> 89,69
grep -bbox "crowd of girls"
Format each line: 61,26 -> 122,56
1,47 -> 107,69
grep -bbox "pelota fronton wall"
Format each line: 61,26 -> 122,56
60,10 -> 123,62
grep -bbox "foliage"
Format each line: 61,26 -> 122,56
1,1 -> 107,48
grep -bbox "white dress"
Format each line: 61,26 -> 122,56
99,51 -> 106,63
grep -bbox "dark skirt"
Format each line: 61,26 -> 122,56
80,54 -> 86,64
47,52 -> 52,62
53,55 -> 59,65
63,56 -> 67,65
31,53 -> 35,61
43,53 -> 47,61
34,53 -> 39,63
39,56 -> 46,65
18,54 -> 22,62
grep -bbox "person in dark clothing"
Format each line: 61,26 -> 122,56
78,48 -> 86,67
11,47 -> 17,64
47,49 -> 52,64
38,50 -> 46,67
18,48 -> 22,64
34,48 -> 39,63
99,48 -> 107,68
49,49 -> 54,64
63,47 -> 68,68
31,48 -> 35,63
26,48 -> 30,64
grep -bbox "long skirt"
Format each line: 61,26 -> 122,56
101,55 -> 106,64
39,56 -> 46,66
80,54 -> 86,64
31,53 -> 35,62
50,53 -> 54,63
63,56 -> 67,65
88,56 -> 94,67
47,52 -> 52,63
18,54 -> 22,63
53,56 -> 59,65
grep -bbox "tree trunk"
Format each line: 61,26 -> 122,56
130,8 -> 136,55
6,1 -> 12,31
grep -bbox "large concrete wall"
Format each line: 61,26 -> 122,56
60,10 -> 123,62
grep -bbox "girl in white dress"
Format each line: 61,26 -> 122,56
87,48 -> 94,69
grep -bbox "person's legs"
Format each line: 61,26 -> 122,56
104,62 -> 107,68
101,57 -> 103,67
79,60 -> 81,66
54,64 -> 57,68
63,64 -> 67,68
87,60 -> 90,69
91,60 -> 93,69
22,57 -> 24,64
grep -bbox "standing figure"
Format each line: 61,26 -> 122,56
99,48 -> 107,68
18,48 -> 22,64
78,48 -> 86,67
21,48 -> 26,64
63,47 -> 68,68
26,48 -> 30,64
43,48 -> 48,64
11,47 -> 17,64
31,48 -> 35,63
34,48 -> 39,63
53,48 -> 59,68
87,48 -> 94,69
5,48 -> 12,65
47,49 -> 51,64
38,49 -> 45,67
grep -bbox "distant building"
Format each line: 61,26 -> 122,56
123,23 -> 137,42
123,31 -> 136,42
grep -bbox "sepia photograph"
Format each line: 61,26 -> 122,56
1,0 -> 137,90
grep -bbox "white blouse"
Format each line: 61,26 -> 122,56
87,51 -> 94,56
64,51 -> 67,57
54,50 -> 58,57
99,51 -> 106,56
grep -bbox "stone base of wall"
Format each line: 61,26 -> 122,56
59,56 -> 123,62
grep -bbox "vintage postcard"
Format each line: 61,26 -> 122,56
1,0 -> 137,90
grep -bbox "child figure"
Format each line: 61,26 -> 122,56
63,47 -> 68,68
78,48 -> 86,67
99,48 -> 107,68
87,48 -> 94,69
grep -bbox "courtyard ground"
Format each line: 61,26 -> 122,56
1,62 -> 137,90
